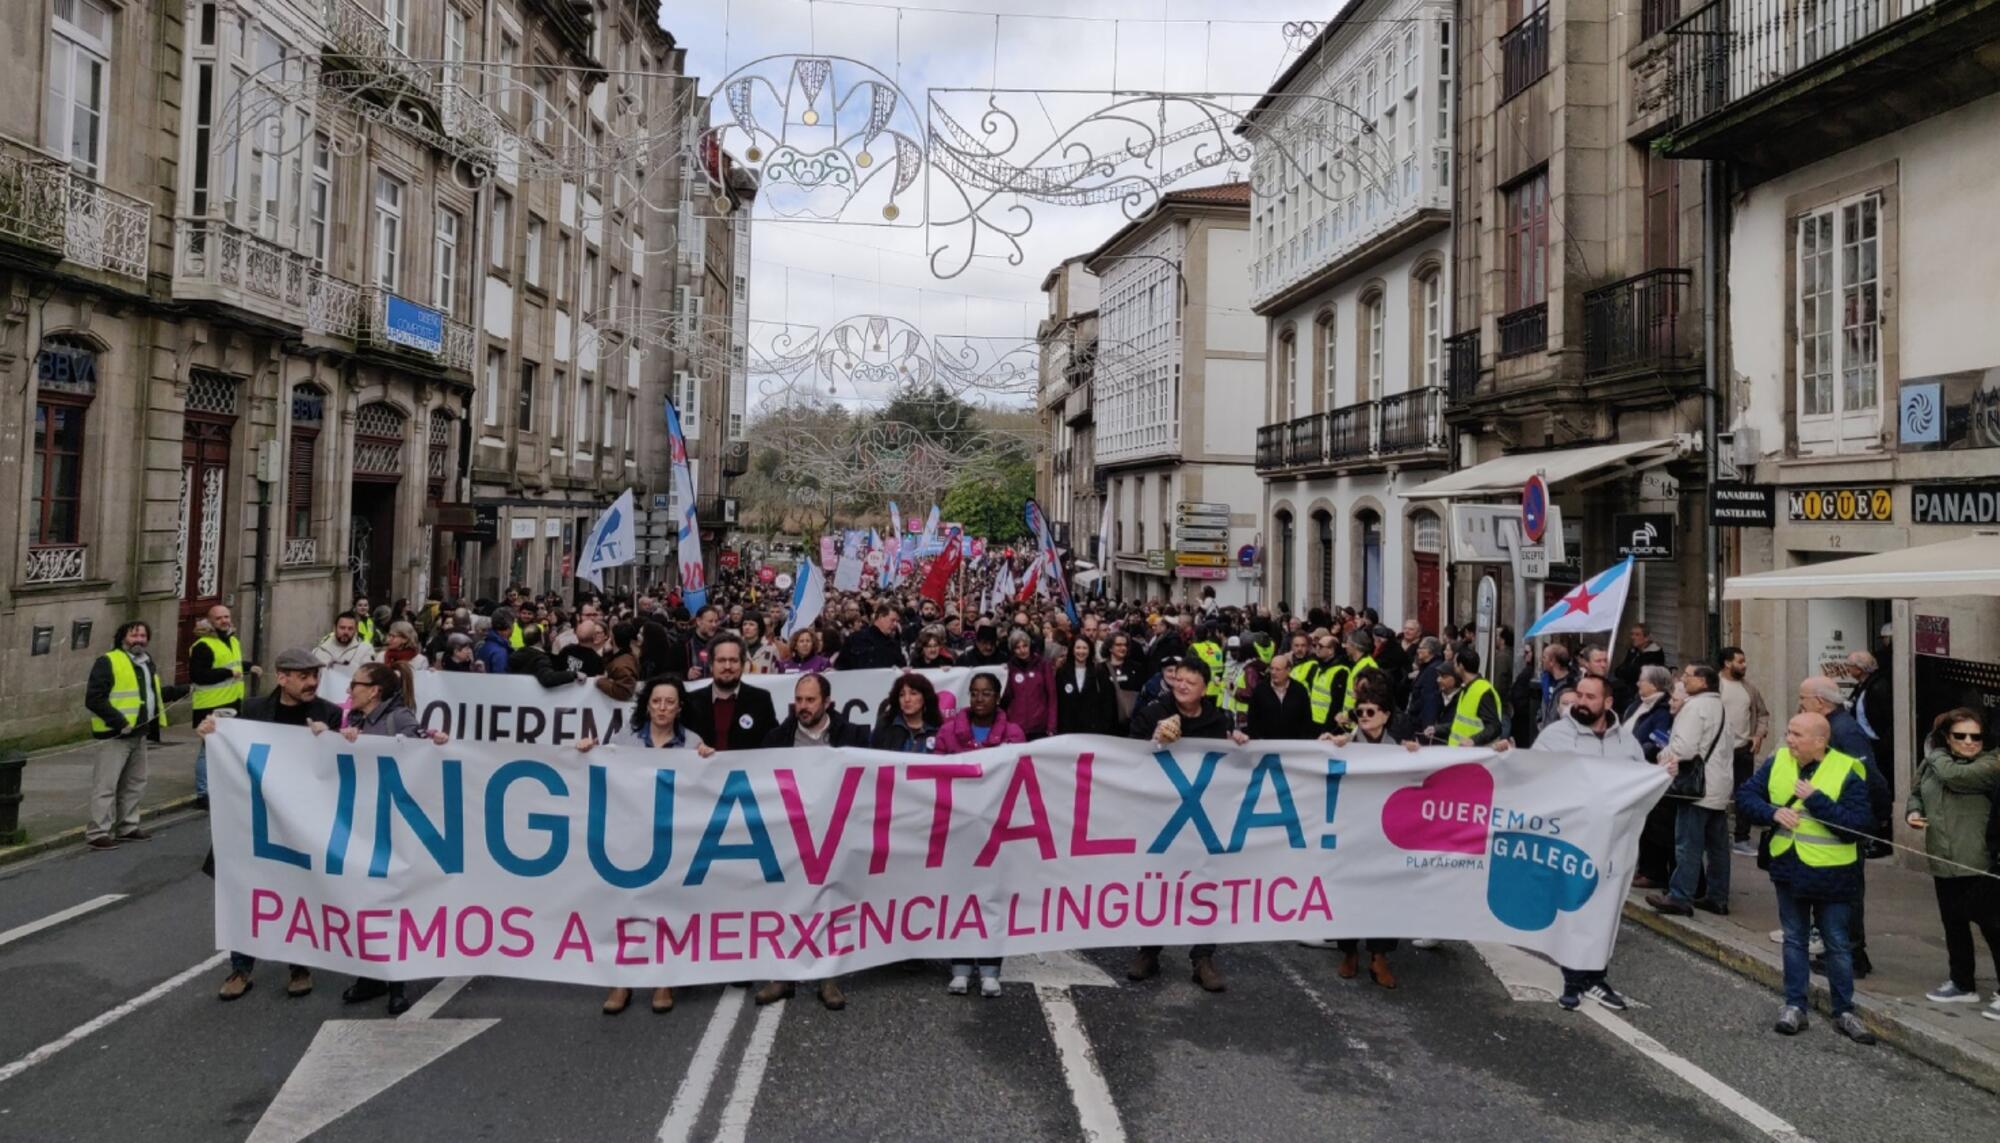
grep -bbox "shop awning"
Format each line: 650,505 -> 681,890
1723,533 -> 2000,601
1399,439 -> 1680,499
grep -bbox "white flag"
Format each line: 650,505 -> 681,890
1097,498 -> 1113,568
578,489 -> 636,587
782,559 -> 825,639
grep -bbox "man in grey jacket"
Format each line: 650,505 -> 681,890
1648,664 -> 1733,917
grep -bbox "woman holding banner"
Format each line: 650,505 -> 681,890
873,673 -> 943,754
1318,671 -> 1412,989
576,676 -> 714,1016
337,661 -> 450,1015
1055,637 -> 1118,736
936,672 -> 1025,996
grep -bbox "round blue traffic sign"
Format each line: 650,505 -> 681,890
1522,475 -> 1549,544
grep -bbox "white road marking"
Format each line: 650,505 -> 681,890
397,975 -> 473,1022
1578,1005 -> 1816,1143
1471,943 -> 1813,1141
1267,951 -> 1394,1082
0,951 -> 227,1084
0,893 -> 126,948
714,997 -> 785,1143
656,986 -> 751,1143
1035,986 -> 1127,1143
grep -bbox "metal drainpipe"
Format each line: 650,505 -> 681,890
1703,158 -> 1724,655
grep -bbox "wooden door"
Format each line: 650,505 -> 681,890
1415,551 -> 1441,635
176,416 -> 234,681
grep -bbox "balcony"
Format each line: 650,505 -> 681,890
695,495 -> 739,526
174,218 -> 364,337
1501,5 -> 1551,103
359,287 -> 475,373
1445,329 -> 1482,406
1497,303 -> 1549,360
721,439 -> 751,477
23,544 -> 87,586
0,136 -> 150,281
322,0 -> 428,91
1255,389 -> 1450,477
1583,268 -> 1695,379
1661,0 -> 2000,176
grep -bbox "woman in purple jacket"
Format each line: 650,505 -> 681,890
998,630 -> 1057,739
934,671 -> 1026,996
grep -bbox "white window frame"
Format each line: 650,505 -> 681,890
373,172 -> 404,292
443,7 -> 467,86
549,366 -> 566,439
555,232 -> 571,302
601,388 -> 615,449
1421,271 -> 1442,388
433,207 -> 461,316
1364,295 -> 1384,402
1280,334 -> 1297,420
484,348 -> 503,425
524,215 -> 544,287
1794,191 -> 1883,454
489,189 -> 511,269
383,0 -> 409,56
1320,315 -> 1337,410
574,378 -> 591,450
307,132 -> 333,269
47,0 -> 112,181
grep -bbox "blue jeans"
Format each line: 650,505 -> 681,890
194,738 -> 207,797
1776,887 -> 1855,1015
1668,805 -> 1729,908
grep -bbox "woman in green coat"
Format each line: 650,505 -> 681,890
1907,707 -> 2000,1017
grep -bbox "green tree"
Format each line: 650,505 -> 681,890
941,459 -> 1035,542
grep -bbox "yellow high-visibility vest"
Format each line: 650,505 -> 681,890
1767,748 -> 1862,867
190,634 -> 244,712
90,649 -> 167,734
1449,677 -> 1497,745
1192,641 -> 1224,700
1307,660 -> 1349,724
508,624 -> 526,650
1342,654 -> 1379,712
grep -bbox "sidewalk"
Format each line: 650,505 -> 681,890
0,731 -> 201,864
1627,848 -> 2000,1095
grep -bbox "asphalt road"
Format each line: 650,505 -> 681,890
3,813 -> 1997,1142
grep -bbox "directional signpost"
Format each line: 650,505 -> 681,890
1175,501 -> 1231,581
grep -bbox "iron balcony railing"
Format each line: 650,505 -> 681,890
1256,423 -> 1287,470
1445,329 -> 1481,405
0,135 -> 150,280
23,543 -> 87,586
1286,412 -> 1328,466
1497,302 -> 1549,360
175,218 -> 364,337
359,286 -> 476,373
1255,389 -> 1449,474
695,495 -> 739,525
1327,403 -> 1372,461
1583,267 -> 1693,377
1377,387 -> 1447,454
1500,5 -> 1551,103
1666,0 -> 1938,126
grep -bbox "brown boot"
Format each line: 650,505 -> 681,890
1338,952 -> 1361,979
1369,954 -> 1398,990
286,967 -> 314,998
753,981 -> 794,1006
1191,956 -> 1226,993
218,971 -> 253,1001
1127,949 -> 1160,981
818,980 -> 847,1010
651,987 -> 675,1013
602,987 -> 632,1015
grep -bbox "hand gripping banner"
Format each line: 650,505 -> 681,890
207,722 -> 1665,985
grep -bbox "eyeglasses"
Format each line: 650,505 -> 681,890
1950,731 -> 1985,742
1356,705 -> 1383,717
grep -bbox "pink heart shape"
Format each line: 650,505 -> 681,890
1381,763 -> 1495,855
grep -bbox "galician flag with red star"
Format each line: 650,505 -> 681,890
1526,556 -> 1637,638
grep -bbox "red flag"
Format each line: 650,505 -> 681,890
920,529 -> 962,605
1017,555 -> 1042,602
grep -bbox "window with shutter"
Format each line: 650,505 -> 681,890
288,427 -> 316,539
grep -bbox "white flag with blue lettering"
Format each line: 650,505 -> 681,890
578,488 -> 636,587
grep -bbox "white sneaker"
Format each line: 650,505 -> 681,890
980,974 -> 1002,998
1770,928 -> 1824,956
947,973 -> 969,995
1984,997 -> 2000,1022
1926,981 -> 1981,1003
1411,939 -> 1441,950
1769,928 -> 1784,944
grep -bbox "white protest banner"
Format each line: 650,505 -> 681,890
317,666 -> 1007,745
207,721 -> 1663,985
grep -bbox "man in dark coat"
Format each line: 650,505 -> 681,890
683,635 -> 779,751
837,604 -> 908,670
1246,652 -> 1318,740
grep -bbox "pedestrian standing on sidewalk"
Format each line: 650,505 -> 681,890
82,621 -> 191,850
1718,647 -> 1771,854
1505,673 -> 1645,1012
1735,712 -> 1877,1044
199,647 -> 342,1002
1797,675 -> 1883,978
188,603 -> 255,812
1622,664 -> 1678,889
334,661 -> 451,1015
1907,708 -> 2000,1019
1649,664 -> 1734,917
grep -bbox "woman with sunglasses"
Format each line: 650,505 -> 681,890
1318,672 -> 1410,988
575,675 -> 715,1015
336,661 -> 450,1014
1907,708 -> 2000,1016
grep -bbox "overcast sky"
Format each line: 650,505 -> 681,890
658,0 -> 1340,409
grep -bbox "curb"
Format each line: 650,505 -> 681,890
0,796 -> 202,869
1623,898 -> 2000,1096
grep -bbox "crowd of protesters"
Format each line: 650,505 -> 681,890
87,549 -> 1996,1039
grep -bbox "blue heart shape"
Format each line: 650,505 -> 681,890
1486,831 -> 1600,931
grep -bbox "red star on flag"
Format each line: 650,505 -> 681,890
1561,582 -> 1598,614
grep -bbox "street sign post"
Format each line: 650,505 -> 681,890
1519,544 -> 1549,579
1521,473 -> 1549,544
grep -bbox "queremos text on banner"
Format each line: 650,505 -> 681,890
207,721 -> 1664,986
316,666 -> 1006,746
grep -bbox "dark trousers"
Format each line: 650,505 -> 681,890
1779,890 -> 1855,1015
1337,938 -> 1398,954
228,953 -> 304,974
1141,944 -> 1216,960
1638,800 -> 1677,884
1730,748 -> 1756,841
1668,805 -> 1730,908
1559,966 -> 1606,992
1936,876 -> 2000,991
